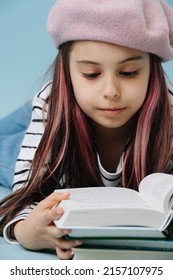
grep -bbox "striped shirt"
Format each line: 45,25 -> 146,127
3,82 -> 173,243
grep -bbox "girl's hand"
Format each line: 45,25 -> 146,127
14,192 -> 83,259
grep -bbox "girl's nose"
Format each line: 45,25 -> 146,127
103,77 -> 121,100
104,91 -> 120,100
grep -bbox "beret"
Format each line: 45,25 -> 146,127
47,0 -> 173,62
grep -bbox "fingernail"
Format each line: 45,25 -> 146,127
56,208 -> 63,215
75,240 -> 83,246
63,229 -> 71,235
71,250 -> 75,256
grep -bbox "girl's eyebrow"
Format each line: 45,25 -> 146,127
76,60 -> 101,65
76,56 -> 144,66
118,56 -> 144,64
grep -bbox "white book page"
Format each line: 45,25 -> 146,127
68,226 -> 164,238
139,173 -> 173,213
56,187 -> 155,210
55,187 -> 168,229
55,187 -> 159,229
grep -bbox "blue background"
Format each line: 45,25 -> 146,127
0,0 -> 173,118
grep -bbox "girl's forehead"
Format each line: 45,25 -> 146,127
70,41 -> 148,63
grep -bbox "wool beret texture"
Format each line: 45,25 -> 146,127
47,0 -> 173,61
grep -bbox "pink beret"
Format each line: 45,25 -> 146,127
47,0 -> 173,62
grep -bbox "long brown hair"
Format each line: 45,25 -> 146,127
0,42 -> 172,234
123,54 -> 173,188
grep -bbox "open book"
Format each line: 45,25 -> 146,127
54,173 -> 173,238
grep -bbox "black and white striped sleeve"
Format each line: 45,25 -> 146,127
12,82 -> 51,192
3,83 -> 51,244
3,204 -> 37,244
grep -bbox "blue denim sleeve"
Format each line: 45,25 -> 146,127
0,102 -> 32,188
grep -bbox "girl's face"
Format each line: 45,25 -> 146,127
69,41 -> 150,130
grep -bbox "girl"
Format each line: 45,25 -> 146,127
0,0 -> 173,260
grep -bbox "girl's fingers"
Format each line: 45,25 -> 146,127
47,225 -> 71,239
39,192 -> 70,226
56,248 -> 74,260
41,206 -> 64,226
55,237 -> 83,250
56,240 -> 83,260
38,192 -> 70,210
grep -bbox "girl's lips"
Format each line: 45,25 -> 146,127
101,108 -> 125,111
99,107 -> 126,116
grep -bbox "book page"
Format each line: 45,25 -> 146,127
55,187 -> 167,229
68,226 -> 165,239
139,173 -> 173,213
57,187 -> 155,210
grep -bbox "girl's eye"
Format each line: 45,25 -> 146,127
119,70 -> 139,78
82,73 -> 101,79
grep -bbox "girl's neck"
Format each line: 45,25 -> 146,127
91,121 -> 132,173
91,120 -> 132,145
